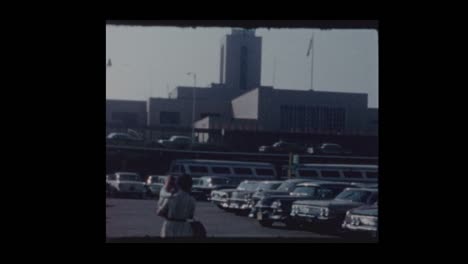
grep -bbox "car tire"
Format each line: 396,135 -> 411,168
259,219 -> 273,227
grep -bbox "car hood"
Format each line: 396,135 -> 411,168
117,181 -> 145,185
294,199 -> 364,209
349,204 -> 378,217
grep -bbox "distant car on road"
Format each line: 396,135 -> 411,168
157,136 -> 192,149
259,141 -> 307,154
107,132 -> 144,146
107,172 -> 147,199
307,143 -> 352,155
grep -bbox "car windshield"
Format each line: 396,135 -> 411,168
292,186 -> 317,196
256,182 -> 281,191
119,174 -> 140,182
211,178 -> 230,185
237,182 -> 259,191
335,190 -> 372,203
276,181 -> 295,192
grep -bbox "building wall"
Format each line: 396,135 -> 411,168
221,29 -> 262,92
231,88 -> 259,119
106,100 -> 147,127
147,97 -> 233,127
257,87 -> 368,133
366,108 -> 378,135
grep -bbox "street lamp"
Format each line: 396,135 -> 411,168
187,72 -> 197,143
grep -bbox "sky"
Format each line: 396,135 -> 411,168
106,26 -> 378,108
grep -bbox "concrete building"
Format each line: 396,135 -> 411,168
106,99 -> 147,127
107,28 -> 378,140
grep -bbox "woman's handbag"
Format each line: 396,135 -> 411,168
190,220 -> 207,238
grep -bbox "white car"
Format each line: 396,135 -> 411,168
106,172 -> 146,199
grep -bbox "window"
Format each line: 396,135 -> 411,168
335,190 -> 372,203
233,167 -> 253,175
119,174 -> 140,182
160,112 -> 180,125
189,166 -> 208,174
366,172 -> 378,179
343,171 -> 363,179
321,170 -> 340,178
255,168 -> 274,176
212,167 -> 231,174
292,187 -> 316,196
111,112 -> 138,127
298,170 -> 318,178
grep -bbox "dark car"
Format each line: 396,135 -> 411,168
227,181 -> 282,215
307,143 -> 352,155
191,176 -> 239,200
290,187 -> 378,231
247,178 -> 320,218
254,181 -> 354,227
157,135 -> 192,149
259,141 -> 307,154
107,132 -> 144,146
342,202 -> 378,238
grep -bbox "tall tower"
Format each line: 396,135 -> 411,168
219,29 -> 262,92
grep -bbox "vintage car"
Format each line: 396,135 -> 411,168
342,202 -> 378,238
258,140 -> 307,154
254,181 -> 355,227
191,176 -> 239,200
228,181 -> 283,215
247,178 -> 320,218
157,135 -> 192,149
106,172 -> 147,199
210,179 -> 250,210
290,187 -> 378,230
144,175 -> 168,198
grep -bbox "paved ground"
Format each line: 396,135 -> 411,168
106,197 -> 361,240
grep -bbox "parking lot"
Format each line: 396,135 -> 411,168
106,197 -> 376,242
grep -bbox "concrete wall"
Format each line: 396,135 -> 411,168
147,97 -> 233,127
106,99 -> 147,127
231,88 -> 259,119
366,108 -> 378,135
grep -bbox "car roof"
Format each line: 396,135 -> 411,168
343,187 -> 378,192
199,176 -> 231,180
174,159 -> 274,166
299,164 -> 377,169
296,181 -> 352,187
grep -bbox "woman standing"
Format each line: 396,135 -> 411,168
158,174 -> 196,238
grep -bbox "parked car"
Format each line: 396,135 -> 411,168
210,179 -> 251,210
106,172 -> 147,199
191,176 -> 239,200
290,187 -> 378,231
254,181 -> 354,227
107,132 -> 144,146
342,202 -> 378,238
258,140 -> 307,154
307,143 -> 352,155
228,181 -> 283,215
157,136 -> 193,149
247,179 -> 319,218
144,175 -> 168,198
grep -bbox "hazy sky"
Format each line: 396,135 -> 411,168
106,26 -> 378,108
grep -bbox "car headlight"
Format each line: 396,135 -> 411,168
271,200 -> 282,209
320,208 -> 329,217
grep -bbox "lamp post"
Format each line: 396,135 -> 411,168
187,72 -> 197,143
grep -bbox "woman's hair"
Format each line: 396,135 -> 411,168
164,175 -> 178,193
176,174 -> 193,193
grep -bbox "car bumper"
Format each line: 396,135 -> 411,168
228,200 -> 251,211
342,223 -> 377,232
